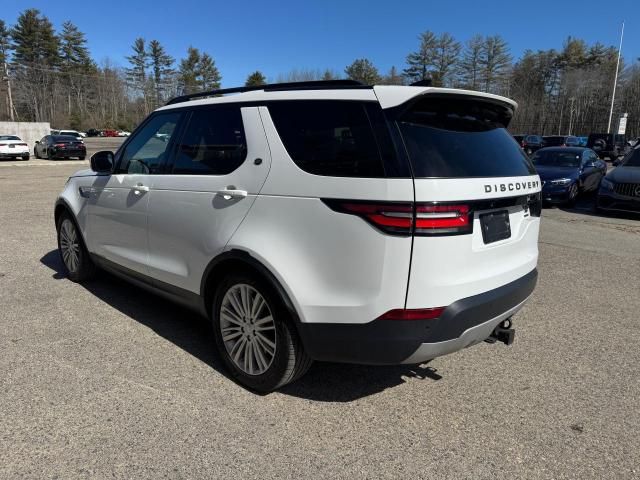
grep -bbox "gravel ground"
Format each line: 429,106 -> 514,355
0,164 -> 639,479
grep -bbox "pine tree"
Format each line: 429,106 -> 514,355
245,70 -> 266,86
178,46 -> 200,94
11,9 -> 60,66
403,31 -> 438,83
59,21 -> 94,72
479,35 -> 511,93
198,52 -> 221,90
125,38 -> 149,89
431,33 -> 461,86
381,66 -> 404,85
458,34 -> 484,89
345,58 -> 380,84
148,39 -> 174,106
0,20 -> 10,65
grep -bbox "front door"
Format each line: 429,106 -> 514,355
86,111 -> 182,275
146,106 -> 271,294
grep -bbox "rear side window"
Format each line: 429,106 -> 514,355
396,97 -> 535,178
172,107 -> 247,175
268,101 -> 389,177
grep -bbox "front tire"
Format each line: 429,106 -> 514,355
56,212 -> 96,282
212,271 -> 312,392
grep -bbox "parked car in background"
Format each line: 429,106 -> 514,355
86,128 -> 102,137
587,133 -> 627,160
102,129 -> 119,137
515,134 -> 545,155
117,130 -> 131,137
543,135 -> 580,147
0,134 -> 30,160
577,136 -> 588,147
597,144 -> 640,214
34,135 -> 87,160
533,147 -> 606,206
56,130 -> 84,142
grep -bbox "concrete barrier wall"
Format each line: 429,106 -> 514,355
0,122 -> 51,153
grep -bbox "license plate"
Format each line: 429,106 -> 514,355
480,210 -> 511,244
9,144 -> 14,148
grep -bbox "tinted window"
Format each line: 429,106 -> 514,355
52,135 -> 78,142
532,150 -> 581,167
622,148 -> 640,167
172,107 -> 247,175
397,97 -> 535,178
268,101 -> 387,177
117,112 -> 181,174
0,135 -> 21,141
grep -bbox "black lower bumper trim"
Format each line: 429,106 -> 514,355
297,269 -> 538,365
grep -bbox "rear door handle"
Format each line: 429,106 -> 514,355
218,189 -> 248,200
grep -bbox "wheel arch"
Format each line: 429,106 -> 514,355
201,250 -> 303,329
54,198 -> 90,249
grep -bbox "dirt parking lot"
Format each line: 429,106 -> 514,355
0,163 -> 639,479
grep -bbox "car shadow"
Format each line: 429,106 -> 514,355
40,250 -> 443,401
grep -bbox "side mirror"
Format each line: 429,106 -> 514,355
90,150 -> 114,174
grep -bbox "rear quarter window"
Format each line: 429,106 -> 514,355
396,97 -> 535,178
268,101 -> 397,178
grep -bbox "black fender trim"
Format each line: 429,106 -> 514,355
200,250 -> 303,327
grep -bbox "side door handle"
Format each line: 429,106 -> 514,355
218,189 -> 248,200
133,183 -> 150,195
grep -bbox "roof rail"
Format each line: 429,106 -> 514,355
166,80 -> 368,105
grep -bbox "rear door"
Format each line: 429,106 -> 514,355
391,94 -> 541,309
145,105 -> 271,294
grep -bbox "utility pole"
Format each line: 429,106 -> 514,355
3,61 -> 14,122
607,21 -> 624,134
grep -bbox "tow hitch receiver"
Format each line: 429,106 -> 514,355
485,319 -> 516,346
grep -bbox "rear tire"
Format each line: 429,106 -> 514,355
212,270 -> 312,392
22,155 -> 29,161
79,156 -> 86,161
56,212 -> 96,282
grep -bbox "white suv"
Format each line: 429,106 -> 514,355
54,80 -> 541,391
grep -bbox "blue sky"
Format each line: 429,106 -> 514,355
4,0 -> 639,86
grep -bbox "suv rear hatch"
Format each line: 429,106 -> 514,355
381,90 -> 541,310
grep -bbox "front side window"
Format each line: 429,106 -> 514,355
117,112 -> 181,174
172,107 -> 247,175
268,101 -> 388,177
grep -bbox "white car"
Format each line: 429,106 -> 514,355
0,135 -> 30,160
57,130 -> 84,142
117,130 -> 131,137
54,80 -> 541,391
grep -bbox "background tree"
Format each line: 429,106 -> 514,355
381,66 -> 404,85
198,52 -> 221,90
403,30 -> 438,83
478,35 -> 511,93
458,34 -> 484,89
345,58 -> 380,84
178,46 -> 200,94
245,70 -> 266,86
125,37 -> 151,113
148,39 -> 174,107
0,20 -> 10,65
431,33 -> 461,86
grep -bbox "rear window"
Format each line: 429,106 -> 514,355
52,135 -> 78,142
0,135 -> 21,141
396,97 -> 535,178
268,101 -> 394,178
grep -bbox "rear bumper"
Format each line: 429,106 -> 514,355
0,151 -> 29,158
297,268 -> 538,365
51,149 -> 86,158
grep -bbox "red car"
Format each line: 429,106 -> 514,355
102,129 -> 119,137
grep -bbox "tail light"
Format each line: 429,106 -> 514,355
322,200 -> 472,236
0,143 -> 6,147
18,143 -> 27,147
377,307 -> 445,321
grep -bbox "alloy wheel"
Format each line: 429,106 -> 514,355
219,283 -> 277,376
59,219 -> 80,273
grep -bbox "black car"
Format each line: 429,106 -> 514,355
597,145 -> 640,214
85,128 -> 102,137
587,133 -> 627,160
34,135 -> 86,160
513,134 -> 544,155
532,147 -> 607,206
543,135 -> 580,147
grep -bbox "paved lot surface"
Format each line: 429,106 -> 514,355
1,164 -> 639,479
